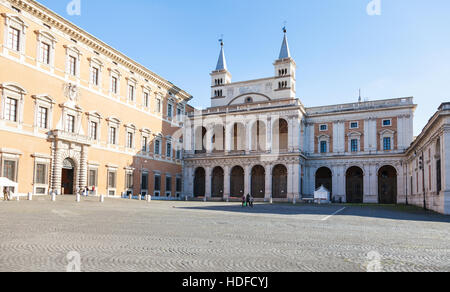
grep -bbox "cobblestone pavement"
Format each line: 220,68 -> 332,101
0,196 -> 449,272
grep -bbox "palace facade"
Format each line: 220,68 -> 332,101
183,32 -> 450,215
0,0 -> 192,198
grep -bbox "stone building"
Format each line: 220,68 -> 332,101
0,0 -> 192,198
183,31 -> 450,215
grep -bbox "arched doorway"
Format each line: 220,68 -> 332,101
272,119 -> 288,152
195,127 -> 207,154
272,164 -> 287,198
315,167 -> 332,195
230,166 -> 244,198
251,165 -> 265,198
378,166 -> 397,204
251,121 -> 266,152
211,167 -> 224,198
61,158 -> 75,195
231,123 -> 246,151
194,167 -> 205,197
346,166 -> 364,203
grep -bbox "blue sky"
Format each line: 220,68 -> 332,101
38,0 -> 450,136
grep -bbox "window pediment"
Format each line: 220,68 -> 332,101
32,94 -> 54,104
379,129 -> 395,135
347,131 -> 362,137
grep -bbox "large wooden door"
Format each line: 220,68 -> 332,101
251,165 -> 265,198
194,167 -> 205,197
272,165 -> 287,198
211,167 -> 224,198
378,166 -> 397,204
346,166 -> 363,203
230,166 -> 244,197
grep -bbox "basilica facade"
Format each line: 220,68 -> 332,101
183,32 -> 450,215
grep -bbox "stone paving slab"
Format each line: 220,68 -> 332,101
0,196 -> 449,272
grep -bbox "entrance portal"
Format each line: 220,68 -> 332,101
61,158 -> 75,195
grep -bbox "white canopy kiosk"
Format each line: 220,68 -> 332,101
314,185 -> 331,204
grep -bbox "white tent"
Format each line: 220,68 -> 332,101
0,177 -> 18,194
314,185 -> 331,204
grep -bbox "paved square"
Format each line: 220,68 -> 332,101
0,196 -> 449,272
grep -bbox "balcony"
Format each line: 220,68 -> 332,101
50,130 -> 92,146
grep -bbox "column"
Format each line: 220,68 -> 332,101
246,121 -> 252,153
205,166 -> 212,198
244,165 -> 250,196
292,163 -> 300,200
225,123 -> 232,153
79,145 -> 88,189
288,116 -> 294,152
51,142 -> 62,194
265,164 -> 272,201
287,164 -> 293,200
206,126 -> 213,153
223,165 -> 230,200
266,117 -> 272,153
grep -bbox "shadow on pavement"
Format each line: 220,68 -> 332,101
177,203 -> 450,223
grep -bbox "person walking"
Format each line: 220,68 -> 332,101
242,194 -> 246,207
246,194 -> 250,208
249,195 -> 254,208
3,187 -> 9,201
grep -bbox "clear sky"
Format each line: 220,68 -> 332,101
37,0 -> 450,136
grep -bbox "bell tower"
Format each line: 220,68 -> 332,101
273,27 -> 296,99
210,39 -> 231,99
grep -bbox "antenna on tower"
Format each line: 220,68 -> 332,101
219,34 -> 224,47
358,89 -> 362,103
282,21 -> 287,33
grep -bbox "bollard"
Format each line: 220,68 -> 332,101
99,194 -> 104,203
204,196 -> 207,202
293,197 -> 296,205
129,194 -> 133,200
76,193 -> 80,202
16,195 -> 20,201
147,195 -> 152,202
51,192 -> 56,202
270,197 -> 273,204
185,196 -> 187,201
138,194 -> 142,201
28,192 -> 33,201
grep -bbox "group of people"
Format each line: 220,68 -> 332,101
3,187 -> 13,201
242,194 -> 254,208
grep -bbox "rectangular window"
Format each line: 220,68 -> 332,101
155,140 -> 160,154
5,97 -> 18,122
319,124 -> 327,131
156,99 -> 161,113
111,76 -> 118,94
351,139 -> 358,152
176,177 -> 182,193
154,175 -> 161,191
176,149 -> 182,160
177,108 -> 182,121
143,92 -> 149,107
141,173 -> 148,190
128,85 -> 135,101
38,106 -> 48,128
350,122 -> 358,129
166,142 -> 172,157
127,132 -> 133,148
142,137 -> 148,152
383,137 -> 391,151
90,121 -> 98,140
126,172 -> 133,189
3,160 -> 16,182
320,141 -> 327,153
108,171 -> 116,188
383,119 -> 391,126
41,42 -> 50,64
109,127 -> 117,145
88,169 -> 98,187
92,67 -> 99,86
69,56 -> 77,76
66,115 -> 75,133
35,163 -> 47,184
168,104 -> 173,118
166,176 -> 172,192
7,27 -> 20,51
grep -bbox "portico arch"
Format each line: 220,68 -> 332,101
61,158 -> 76,195
230,166 -> 244,198
211,166 -> 224,198
346,166 -> 364,203
272,164 -> 287,198
378,165 -> 397,204
194,167 -> 206,197
251,165 -> 265,198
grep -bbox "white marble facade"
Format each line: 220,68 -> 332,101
183,33 -> 450,214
